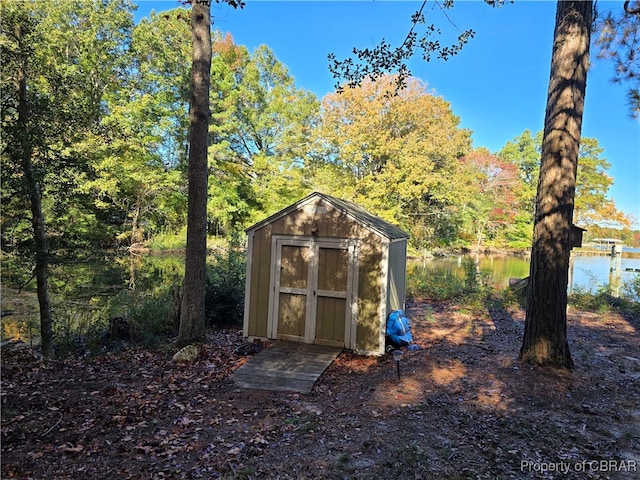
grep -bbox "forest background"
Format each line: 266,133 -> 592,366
2,0 -> 639,269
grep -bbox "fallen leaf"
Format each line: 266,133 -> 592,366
58,444 -> 84,454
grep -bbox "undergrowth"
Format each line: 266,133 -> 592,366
569,275 -> 640,317
407,256 -> 493,311
8,250 -> 637,358
4,244 -> 247,359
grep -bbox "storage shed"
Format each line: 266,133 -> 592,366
243,192 -> 409,355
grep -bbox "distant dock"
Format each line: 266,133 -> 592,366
576,238 -> 640,259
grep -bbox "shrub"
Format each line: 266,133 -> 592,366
406,264 -> 465,302
52,305 -> 110,357
127,287 -> 180,343
569,278 -> 640,317
205,243 -> 246,327
621,274 -> 640,303
406,257 -> 493,307
148,227 -> 187,251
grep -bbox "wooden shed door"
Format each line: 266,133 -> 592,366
272,238 -> 356,347
275,243 -> 311,341
314,245 -> 348,345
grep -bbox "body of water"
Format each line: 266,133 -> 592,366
413,252 -> 640,295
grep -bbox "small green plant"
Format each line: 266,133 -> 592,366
621,274 -> 640,303
460,257 -> 493,310
424,305 -> 436,323
221,465 -> 255,480
335,453 -> 351,468
283,414 -> 318,433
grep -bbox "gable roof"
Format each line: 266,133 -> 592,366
246,192 -> 409,240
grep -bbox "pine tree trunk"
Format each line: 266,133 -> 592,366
15,23 -> 54,359
176,1 -> 211,348
519,1 -> 592,368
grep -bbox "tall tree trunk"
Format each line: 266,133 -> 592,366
16,24 -> 54,359
176,1 -> 212,348
519,1 -> 592,368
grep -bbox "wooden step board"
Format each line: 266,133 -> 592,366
232,341 -> 343,394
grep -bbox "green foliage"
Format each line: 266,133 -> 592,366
503,212 -> 534,249
126,288 -> 180,344
204,244 -> 246,327
52,305 -> 110,358
83,7 -> 192,246
594,2 -> 640,118
622,274 -> 640,304
1,2 -> 632,273
51,284 -> 181,357
406,257 -> 493,306
460,257 -> 494,311
148,227 -> 187,251
130,8 -> 192,170
207,41 -> 320,229
2,253 -> 185,356
1,0 -> 137,253
498,130 -> 631,237
569,277 -> 640,316
497,129 -> 539,248
312,74 -> 472,251
406,264 -> 465,302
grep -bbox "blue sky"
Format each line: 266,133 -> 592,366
134,1 -> 640,227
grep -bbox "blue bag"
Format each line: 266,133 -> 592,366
386,310 -> 412,347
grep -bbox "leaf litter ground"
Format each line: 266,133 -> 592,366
2,301 -> 639,479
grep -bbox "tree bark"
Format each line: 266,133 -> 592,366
176,1 -> 212,348
15,23 -> 54,359
519,1 -> 592,368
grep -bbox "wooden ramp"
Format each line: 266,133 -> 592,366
232,341 -> 342,394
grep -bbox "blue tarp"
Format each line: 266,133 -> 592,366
386,310 -> 412,347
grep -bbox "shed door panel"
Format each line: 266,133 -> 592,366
271,238 -> 356,348
315,246 -> 348,344
277,245 -> 309,341
278,292 -> 307,338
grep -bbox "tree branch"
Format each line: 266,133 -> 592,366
624,1 -> 640,15
328,0 -> 491,94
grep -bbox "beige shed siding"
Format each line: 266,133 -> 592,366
243,232 -> 253,338
355,238 -> 383,352
246,223 -> 271,338
244,192 -> 408,354
387,239 -> 408,314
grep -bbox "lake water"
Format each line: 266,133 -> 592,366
413,252 -> 640,295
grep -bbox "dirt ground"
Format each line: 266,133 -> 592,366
2,300 -> 639,479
